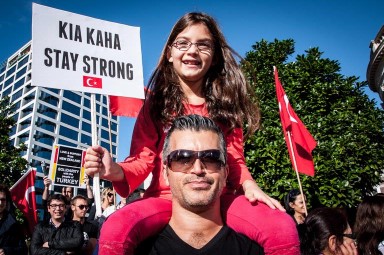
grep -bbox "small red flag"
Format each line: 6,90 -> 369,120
10,168 -> 38,234
83,76 -> 102,89
274,67 -> 317,176
109,96 -> 144,117
109,88 -> 148,117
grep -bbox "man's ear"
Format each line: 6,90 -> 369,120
71,204 -> 75,211
163,164 -> 170,186
223,165 -> 229,186
225,165 -> 229,178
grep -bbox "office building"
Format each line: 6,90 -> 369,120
0,41 -> 119,218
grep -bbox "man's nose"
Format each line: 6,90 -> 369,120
190,159 -> 205,175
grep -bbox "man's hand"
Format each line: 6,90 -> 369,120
43,242 -> 49,248
0,248 -> 5,255
43,176 -> 52,188
84,175 -> 90,186
242,180 -> 285,211
84,145 -> 124,182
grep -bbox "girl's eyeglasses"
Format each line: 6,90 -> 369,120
172,39 -> 213,54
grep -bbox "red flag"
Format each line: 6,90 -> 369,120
109,88 -> 148,117
274,67 -> 317,176
10,169 -> 38,234
109,96 -> 143,117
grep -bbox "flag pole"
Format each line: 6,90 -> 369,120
91,93 -> 102,217
106,95 -> 117,209
286,130 -> 308,216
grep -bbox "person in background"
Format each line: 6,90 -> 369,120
62,186 -> 74,201
284,189 -> 307,225
0,184 -> 27,255
42,175 -> 94,221
135,114 -> 264,254
299,207 -> 357,255
71,195 -> 98,255
85,12 -> 298,255
116,197 -> 127,209
126,188 -> 145,204
30,194 -> 84,255
88,187 -> 115,220
354,194 -> 384,255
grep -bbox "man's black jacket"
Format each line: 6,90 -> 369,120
0,211 -> 27,254
30,220 -> 84,255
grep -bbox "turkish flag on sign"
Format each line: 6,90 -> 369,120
10,168 -> 38,234
83,76 -> 102,89
274,67 -> 317,176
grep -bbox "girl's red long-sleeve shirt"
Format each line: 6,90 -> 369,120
112,103 -> 253,199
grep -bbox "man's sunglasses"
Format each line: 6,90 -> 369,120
166,149 -> 225,173
77,205 -> 89,210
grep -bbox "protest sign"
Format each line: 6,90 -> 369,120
32,3 -> 144,99
49,144 -> 86,188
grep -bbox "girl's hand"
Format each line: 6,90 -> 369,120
338,242 -> 358,255
337,235 -> 358,255
242,180 -> 285,211
84,145 -> 124,182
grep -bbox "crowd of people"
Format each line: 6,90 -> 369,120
1,11 -> 384,255
1,116 -> 384,255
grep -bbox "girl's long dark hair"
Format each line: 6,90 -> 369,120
354,194 -> 384,255
146,12 -> 260,137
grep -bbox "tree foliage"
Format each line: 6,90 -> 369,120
242,39 -> 384,209
0,96 -> 29,187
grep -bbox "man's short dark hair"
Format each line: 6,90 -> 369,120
70,195 -> 88,206
162,114 -> 227,163
47,193 -> 67,206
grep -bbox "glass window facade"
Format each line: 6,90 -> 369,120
61,113 -> 79,128
62,100 -> 80,116
59,126 -> 78,140
82,122 -> 91,133
17,56 -> 29,69
63,91 -> 81,104
6,65 -> 16,78
16,66 -> 27,80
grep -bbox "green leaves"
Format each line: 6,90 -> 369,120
243,39 -> 384,209
0,96 -> 29,187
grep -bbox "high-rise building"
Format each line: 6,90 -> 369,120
0,41 -> 119,218
367,25 -> 384,108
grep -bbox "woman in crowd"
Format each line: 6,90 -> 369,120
300,207 -> 357,255
354,194 -> 384,255
284,189 -> 307,225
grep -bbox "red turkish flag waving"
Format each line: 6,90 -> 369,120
10,168 -> 38,234
109,88 -> 148,117
109,95 -> 144,117
274,67 -> 317,176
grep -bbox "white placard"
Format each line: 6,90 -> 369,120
32,3 -> 144,99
